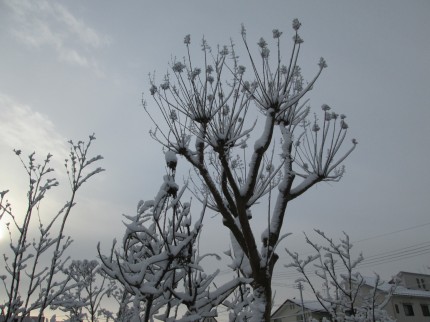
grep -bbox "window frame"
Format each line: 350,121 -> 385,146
403,303 -> 415,316
394,304 -> 399,314
421,304 -> 430,317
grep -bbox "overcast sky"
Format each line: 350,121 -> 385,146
1,0 -> 430,318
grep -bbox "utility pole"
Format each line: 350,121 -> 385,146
295,282 -> 306,322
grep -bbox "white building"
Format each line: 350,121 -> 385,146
271,271 -> 430,322
364,271 -> 430,322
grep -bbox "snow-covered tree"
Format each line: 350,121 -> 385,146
144,20 -> 356,321
286,230 -> 395,322
97,284 -> 133,322
98,151 -> 246,321
0,135 -> 104,322
54,259 -> 115,322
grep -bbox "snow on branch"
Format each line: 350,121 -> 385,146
285,231 -> 395,321
142,19 -> 356,322
98,156 -> 242,321
0,135 -> 104,322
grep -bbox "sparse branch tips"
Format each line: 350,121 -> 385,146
143,21 -> 356,322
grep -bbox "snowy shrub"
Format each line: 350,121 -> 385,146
286,230 -> 395,322
54,259 -> 115,322
98,153 -> 246,322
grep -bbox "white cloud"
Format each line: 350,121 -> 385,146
59,48 -> 90,67
53,2 -> 109,48
0,93 -> 68,159
4,0 -> 110,71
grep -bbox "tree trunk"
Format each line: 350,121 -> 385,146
250,281 -> 272,322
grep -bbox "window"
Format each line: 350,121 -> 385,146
403,303 -> 415,316
421,304 -> 430,317
417,278 -> 422,288
417,277 -> 427,289
345,309 -> 356,316
394,304 -> 399,314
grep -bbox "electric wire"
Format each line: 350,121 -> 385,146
272,240 -> 430,281
217,222 -> 430,277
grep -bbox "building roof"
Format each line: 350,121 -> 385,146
362,276 -> 430,298
271,298 -> 326,318
289,298 -> 326,312
396,271 -> 430,277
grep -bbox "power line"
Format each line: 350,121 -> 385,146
273,240 -> 430,280
353,222 -> 430,244
356,242 -> 430,268
218,221 -> 430,277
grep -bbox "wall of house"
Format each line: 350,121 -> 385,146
386,295 -> 430,322
271,302 -> 302,322
270,302 -> 329,322
399,273 -> 430,291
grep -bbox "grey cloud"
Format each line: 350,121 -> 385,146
4,0 -> 111,71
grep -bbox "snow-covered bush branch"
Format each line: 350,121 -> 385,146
0,135 -> 104,322
98,151 -> 245,322
285,230 -> 395,321
53,259 -> 115,322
